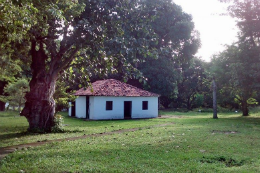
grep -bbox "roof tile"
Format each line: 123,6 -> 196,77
75,79 -> 159,97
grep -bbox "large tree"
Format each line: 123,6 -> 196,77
137,0 -> 201,108
2,0 -> 159,132
177,58 -> 206,110
217,0 -> 260,116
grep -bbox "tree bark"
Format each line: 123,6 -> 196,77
0,81 -> 7,111
0,102 -> 5,111
21,79 -> 56,132
186,98 -> 191,110
241,98 -> 249,116
20,41 -> 57,132
212,79 -> 218,119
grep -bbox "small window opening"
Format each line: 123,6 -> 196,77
142,101 -> 148,110
106,101 -> 113,110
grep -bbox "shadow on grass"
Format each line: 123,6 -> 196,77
223,116 -> 260,124
0,111 -> 20,117
201,156 -> 246,167
65,116 -> 156,128
0,129 -> 86,143
0,132 -> 28,141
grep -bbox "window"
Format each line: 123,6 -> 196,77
142,101 -> 148,110
106,101 -> 113,110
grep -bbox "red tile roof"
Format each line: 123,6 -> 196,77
75,79 -> 159,97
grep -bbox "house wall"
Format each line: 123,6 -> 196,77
89,96 -> 94,119
68,102 -> 71,116
75,96 -> 86,118
89,96 -> 158,120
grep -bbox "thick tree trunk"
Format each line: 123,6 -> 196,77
0,102 -> 5,111
0,81 -> 7,111
186,98 -> 192,110
186,95 -> 196,110
241,99 -> 249,116
212,79 -> 218,119
20,41 -> 57,132
21,78 -> 56,132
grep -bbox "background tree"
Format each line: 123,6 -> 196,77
0,0 -> 37,55
137,0 -> 201,108
0,47 -> 28,111
208,54 -> 237,110
53,80 -> 76,112
212,78 -> 218,119
1,78 -> 29,112
0,81 -> 8,111
0,0 -> 35,111
209,44 -> 259,115
210,0 -> 260,116
60,0 -> 201,110
176,58 -> 206,109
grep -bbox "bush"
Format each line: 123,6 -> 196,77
52,114 -> 64,132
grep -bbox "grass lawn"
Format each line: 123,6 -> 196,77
1,109 -> 260,172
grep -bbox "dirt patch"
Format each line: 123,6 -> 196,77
212,130 -> 239,134
158,115 -> 182,119
201,156 -> 245,167
0,123 -> 175,160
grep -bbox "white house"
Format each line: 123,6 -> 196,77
68,79 -> 160,120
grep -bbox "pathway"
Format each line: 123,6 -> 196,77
0,122 -> 174,160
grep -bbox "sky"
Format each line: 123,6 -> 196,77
173,0 -> 238,61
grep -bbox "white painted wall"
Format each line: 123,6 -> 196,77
68,102 -> 71,116
89,96 -> 94,119
89,96 -> 158,120
75,96 -> 86,118
5,102 -> 9,108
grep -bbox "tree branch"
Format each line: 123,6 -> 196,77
51,47 -> 80,79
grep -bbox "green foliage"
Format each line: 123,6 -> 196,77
0,0 -> 37,48
177,58 -> 206,109
0,78 -> 29,111
51,114 -> 64,132
135,0 -> 200,108
0,0 -> 36,82
194,94 -> 204,107
209,0 -> 260,115
247,98 -> 259,105
54,0 -> 202,111
54,80 -> 76,112
2,0 -> 171,130
234,95 -> 258,106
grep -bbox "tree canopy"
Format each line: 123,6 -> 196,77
3,0 -> 260,132
2,0 -> 187,132
213,0 -> 260,115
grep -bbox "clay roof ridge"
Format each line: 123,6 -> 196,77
74,79 -> 159,97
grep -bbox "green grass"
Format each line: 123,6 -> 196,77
1,109 -> 260,172
0,111 -> 165,148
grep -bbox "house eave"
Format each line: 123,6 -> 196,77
75,95 -> 160,97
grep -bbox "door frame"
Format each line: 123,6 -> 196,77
124,101 -> 132,119
71,101 -> 76,117
86,96 -> 89,119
